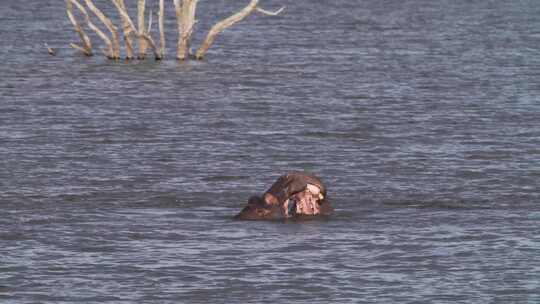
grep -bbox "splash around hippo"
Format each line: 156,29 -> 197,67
235,172 -> 334,220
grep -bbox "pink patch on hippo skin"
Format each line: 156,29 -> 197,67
293,190 -> 321,216
306,183 -> 324,200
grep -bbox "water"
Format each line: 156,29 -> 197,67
1,0 -> 540,302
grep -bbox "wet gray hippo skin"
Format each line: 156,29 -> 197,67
235,172 -> 334,220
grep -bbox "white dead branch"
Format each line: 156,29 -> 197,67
147,9 -> 153,33
195,0 -> 284,59
112,0 -> 162,60
83,0 -> 121,59
66,0 -> 93,56
256,6 -> 285,16
158,0 -> 165,58
113,0 -> 135,59
69,0 -> 114,57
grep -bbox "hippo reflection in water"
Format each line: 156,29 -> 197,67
235,172 -> 334,220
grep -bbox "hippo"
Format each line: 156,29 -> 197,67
234,172 -> 334,220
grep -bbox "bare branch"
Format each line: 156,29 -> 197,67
66,0 -> 92,56
69,43 -> 90,55
113,0 -> 135,59
84,0 -> 120,59
147,9 -> 153,34
158,0 -> 165,58
195,0 -> 259,60
68,0 -> 115,58
255,6 -> 285,16
141,35 -> 160,59
112,0 -> 162,60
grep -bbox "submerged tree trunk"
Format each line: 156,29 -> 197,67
114,0 -> 135,59
174,0 -> 198,60
173,0 -> 182,59
137,0 -> 148,59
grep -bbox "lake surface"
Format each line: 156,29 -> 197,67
1,0 -> 540,302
